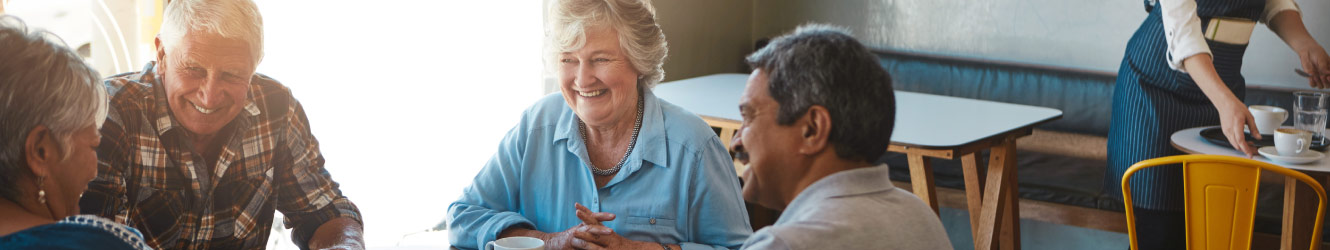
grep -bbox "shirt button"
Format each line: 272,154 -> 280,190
649,218 -> 656,225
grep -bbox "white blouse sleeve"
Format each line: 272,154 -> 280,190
1159,0 -> 1210,73
1262,0 -> 1300,24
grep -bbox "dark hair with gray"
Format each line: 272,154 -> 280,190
0,16 -> 108,203
746,24 -> 895,162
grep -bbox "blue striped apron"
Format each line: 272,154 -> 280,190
1105,0 -> 1264,211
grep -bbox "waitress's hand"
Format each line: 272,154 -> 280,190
1298,45 -> 1330,89
1216,98 -> 1260,157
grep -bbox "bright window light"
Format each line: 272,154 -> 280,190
6,0 -> 545,248
255,1 -> 545,248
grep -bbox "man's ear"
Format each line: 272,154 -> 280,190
23,125 -> 57,178
798,105 -> 832,155
154,36 -> 167,65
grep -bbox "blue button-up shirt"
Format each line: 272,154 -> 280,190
448,91 -> 752,250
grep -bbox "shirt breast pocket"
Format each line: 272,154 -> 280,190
618,216 -> 681,242
132,186 -> 190,243
214,177 -> 270,239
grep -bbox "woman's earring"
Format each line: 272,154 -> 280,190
36,176 -> 47,205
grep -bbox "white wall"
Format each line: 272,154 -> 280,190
751,0 -> 1330,89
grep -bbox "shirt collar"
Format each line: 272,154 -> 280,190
635,89 -> 668,168
143,61 -> 263,136
554,89 -> 671,186
783,165 -> 896,213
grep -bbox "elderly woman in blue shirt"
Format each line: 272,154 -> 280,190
447,0 -> 753,249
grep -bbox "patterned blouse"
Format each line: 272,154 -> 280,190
0,215 -> 154,250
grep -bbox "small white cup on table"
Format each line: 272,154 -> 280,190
1250,105 -> 1288,135
486,237 -> 545,250
1275,128 -> 1314,156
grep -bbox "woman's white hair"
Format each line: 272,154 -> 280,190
0,15 -> 108,203
547,0 -> 668,88
158,0 -> 264,64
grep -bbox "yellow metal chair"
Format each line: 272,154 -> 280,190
1122,155 -> 1326,250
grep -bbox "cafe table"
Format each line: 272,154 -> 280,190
654,73 -> 1063,250
1171,126 -> 1329,250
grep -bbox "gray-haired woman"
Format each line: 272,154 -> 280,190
0,16 -> 151,250
448,0 -> 753,249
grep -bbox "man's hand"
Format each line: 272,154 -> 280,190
308,217 -> 364,250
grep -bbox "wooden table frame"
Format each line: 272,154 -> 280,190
1283,174 -> 1326,250
706,116 -> 1036,250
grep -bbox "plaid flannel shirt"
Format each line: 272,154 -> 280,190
80,62 -> 362,250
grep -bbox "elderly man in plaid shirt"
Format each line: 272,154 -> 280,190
78,0 -> 363,249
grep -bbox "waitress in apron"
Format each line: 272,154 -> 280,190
1106,0 -> 1330,248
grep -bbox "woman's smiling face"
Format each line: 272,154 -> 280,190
557,25 -> 641,127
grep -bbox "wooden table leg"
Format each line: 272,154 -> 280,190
976,141 -> 1018,250
1283,173 -> 1326,250
961,153 -> 986,242
909,154 -> 939,215
1000,140 -> 1020,250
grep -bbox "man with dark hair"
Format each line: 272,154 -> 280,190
734,24 -> 952,249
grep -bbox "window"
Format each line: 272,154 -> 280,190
254,1 -> 544,248
4,0 -> 545,247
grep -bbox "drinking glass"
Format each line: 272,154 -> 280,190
1293,91 -> 1328,145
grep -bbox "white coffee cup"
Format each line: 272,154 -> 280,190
1250,105 -> 1288,135
486,236 -> 545,250
1275,128 -> 1313,156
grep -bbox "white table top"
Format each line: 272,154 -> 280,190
654,73 -> 1064,148
1171,126 -> 1330,173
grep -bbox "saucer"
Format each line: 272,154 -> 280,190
1258,146 -> 1325,164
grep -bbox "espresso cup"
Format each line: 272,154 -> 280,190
486,236 -> 545,250
1250,105 -> 1288,135
1275,128 -> 1313,156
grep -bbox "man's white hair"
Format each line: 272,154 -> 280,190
158,0 -> 264,64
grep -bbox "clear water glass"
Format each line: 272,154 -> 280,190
1296,109 -> 1328,143
1294,91 -> 1329,145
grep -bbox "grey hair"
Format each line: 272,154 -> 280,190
546,0 -> 668,89
158,0 -> 264,64
746,23 -> 896,162
0,16 -> 109,203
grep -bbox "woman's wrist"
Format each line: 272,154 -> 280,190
1293,43 -> 1323,56
1212,95 -> 1243,110
498,226 -> 546,240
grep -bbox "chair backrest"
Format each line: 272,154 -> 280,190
1122,155 -> 1326,250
